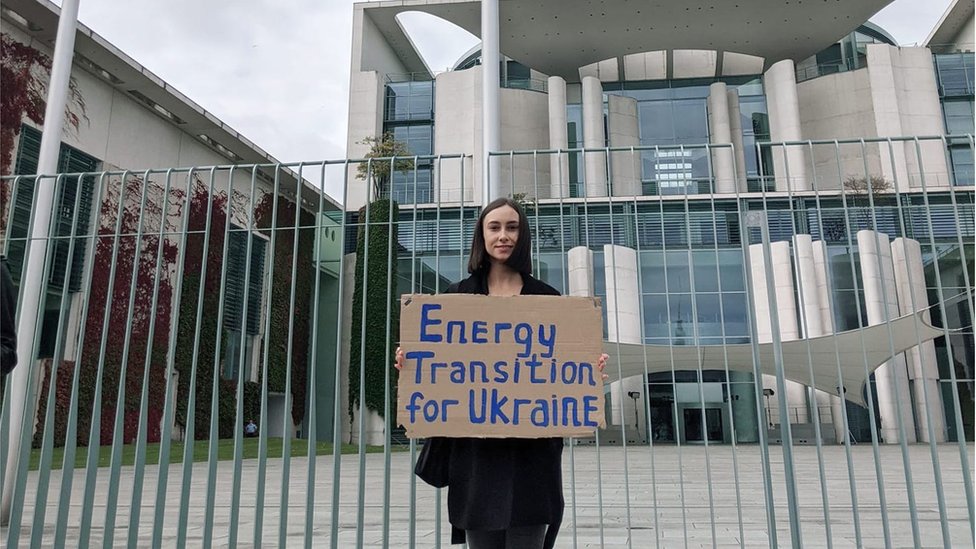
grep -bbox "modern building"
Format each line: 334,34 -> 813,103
345,0 -> 974,445
1,0 -> 344,448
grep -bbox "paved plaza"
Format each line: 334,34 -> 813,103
7,443 -> 974,548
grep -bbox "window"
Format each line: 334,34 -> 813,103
943,100 -> 975,135
9,125 -> 98,292
9,125 -> 99,359
383,81 -> 435,204
935,53 -> 975,97
221,226 -> 267,380
384,81 -> 433,122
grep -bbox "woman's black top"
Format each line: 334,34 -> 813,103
421,271 -> 564,547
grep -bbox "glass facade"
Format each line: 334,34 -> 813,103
564,77 -> 771,197
795,24 -> 898,82
383,192 -> 975,442
935,53 -> 975,187
383,80 -> 435,203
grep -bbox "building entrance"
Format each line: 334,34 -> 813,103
683,408 -> 724,442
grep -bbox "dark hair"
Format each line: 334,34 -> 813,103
467,197 -> 532,275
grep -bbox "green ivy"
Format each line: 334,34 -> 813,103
349,199 -> 400,418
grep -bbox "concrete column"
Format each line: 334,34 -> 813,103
762,60 -> 809,191
892,237 -> 946,443
858,230 -> 916,443
604,245 -> 645,437
482,0 -> 501,202
795,235 -> 842,438
793,235 -> 823,338
548,76 -> 570,199
793,235 -> 823,424
749,241 -> 809,424
707,82 -> 736,194
727,88 -> 749,192
567,246 -> 595,297
581,76 -> 608,197
607,94 -> 641,196
813,240 -> 848,443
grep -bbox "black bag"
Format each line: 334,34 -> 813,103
415,437 -> 450,488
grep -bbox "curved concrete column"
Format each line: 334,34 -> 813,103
727,88 -> 749,192
892,237 -> 946,443
607,94 -> 641,196
750,241 -> 809,424
813,240 -> 849,443
548,76 -> 570,199
794,235 -> 841,437
567,246 -> 595,297
581,76 -> 608,197
858,230 -> 916,443
763,60 -> 809,191
707,82 -> 736,194
793,235 -> 823,338
604,245 -> 645,435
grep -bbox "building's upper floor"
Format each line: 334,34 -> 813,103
345,0 -> 975,211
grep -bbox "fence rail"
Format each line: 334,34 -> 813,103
0,136 -> 974,547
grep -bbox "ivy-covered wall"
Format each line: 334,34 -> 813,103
349,199 -> 400,419
28,175 -> 317,448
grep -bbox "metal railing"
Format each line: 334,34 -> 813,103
0,138 -> 973,547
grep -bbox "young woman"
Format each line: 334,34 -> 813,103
396,197 -> 607,549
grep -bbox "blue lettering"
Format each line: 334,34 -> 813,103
441,399 -> 459,421
578,362 -> 596,386
538,324 -> 556,358
419,304 -> 442,342
406,351 -> 435,384
446,320 -> 468,343
514,323 -> 533,357
430,361 -> 448,384
530,400 -> 550,427
406,392 -> 424,424
562,397 -> 581,426
494,322 -> 512,344
489,389 -> 510,424
513,398 -> 532,424
471,321 -> 488,343
527,354 -> 545,383
423,400 -> 440,422
450,361 -> 466,383
493,361 -> 508,383
561,361 -> 578,384
582,395 -> 599,427
470,360 -> 488,383
469,389 -> 486,424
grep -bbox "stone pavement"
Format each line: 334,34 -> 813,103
7,443 -> 973,548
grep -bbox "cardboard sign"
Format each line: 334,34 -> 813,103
397,294 -> 606,438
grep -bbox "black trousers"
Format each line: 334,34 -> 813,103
465,525 -> 547,549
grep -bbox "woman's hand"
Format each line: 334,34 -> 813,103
598,353 -> 609,381
394,347 -> 405,371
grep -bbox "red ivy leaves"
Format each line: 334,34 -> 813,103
1,32 -> 88,234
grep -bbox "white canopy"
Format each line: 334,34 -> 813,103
602,307 -> 947,407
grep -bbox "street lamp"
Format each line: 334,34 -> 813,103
627,391 -> 641,438
762,388 -> 775,428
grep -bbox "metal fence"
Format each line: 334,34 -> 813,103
0,136 -> 974,548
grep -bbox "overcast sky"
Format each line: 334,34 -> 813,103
69,0 -> 952,169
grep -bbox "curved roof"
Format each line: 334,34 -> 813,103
925,0 -> 975,50
359,0 -> 896,81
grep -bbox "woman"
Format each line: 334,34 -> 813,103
396,197 -> 607,549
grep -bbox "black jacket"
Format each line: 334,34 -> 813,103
418,270 -> 564,548
0,257 -> 16,375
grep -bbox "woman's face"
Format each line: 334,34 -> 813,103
482,205 -> 520,265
